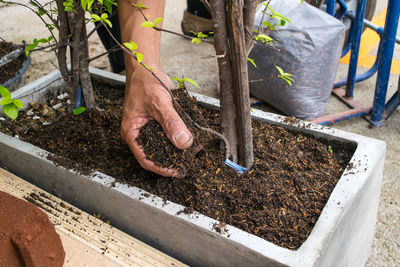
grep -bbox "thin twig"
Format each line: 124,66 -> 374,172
153,26 -> 213,44
88,46 -> 122,62
257,0 -> 271,35
245,28 -> 280,51
134,4 -> 213,44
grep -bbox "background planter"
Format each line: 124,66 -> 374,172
0,44 -> 31,92
0,68 -> 386,266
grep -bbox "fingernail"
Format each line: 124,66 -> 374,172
174,130 -> 191,147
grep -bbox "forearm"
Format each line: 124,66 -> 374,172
117,0 -> 166,74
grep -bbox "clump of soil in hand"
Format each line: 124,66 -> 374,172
0,41 -> 26,84
0,83 -> 355,250
137,89 -> 217,176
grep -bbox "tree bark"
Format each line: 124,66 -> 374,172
79,24 -> 96,108
55,0 -> 70,85
208,0 -> 239,162
226,0 -> 254,168
243,0 -> 259,56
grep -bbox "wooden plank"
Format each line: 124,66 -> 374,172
0,168 -> 187,267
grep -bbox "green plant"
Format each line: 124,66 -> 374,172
276,66 -> 295,86
172,77 -> 200,89
0,86 -> 23,120
73,107 -> 87,115
328,145 -> 333,154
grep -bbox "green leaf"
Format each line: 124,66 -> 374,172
182,78 -> 200,88
247,58 -> 257,68
48,36 -> 54,42
13,99 -> 24,108
140,21 -> 155,27
256,34 -> 273,43
104,18 -> 112,28
90,14 -> 101,21
38,8 -> 45,16
135,52 -> 143,63
123,41 -> 138,51
191,38 -> 201,44
154,17 -> 163,25
275,66 -> 285,75
0,86 -> 11,98
3,103 -> 19,120
172,77 -> 182,82
0,96 -> 13,105
38,38 -> 48,43
73,107 -> 87,115
133,2 -> 149,9
81,0 -> 88,11
101,13 -> 108,20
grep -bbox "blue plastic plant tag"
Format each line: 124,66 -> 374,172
224,159 -> 248,174
75,85 -> 82,108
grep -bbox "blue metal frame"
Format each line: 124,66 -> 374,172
326,0 -> 336,16
345,0 -> 367,98
370,0 -> 400,126
313,0 -> 400,126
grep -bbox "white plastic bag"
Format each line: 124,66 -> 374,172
248,0 -> 345,120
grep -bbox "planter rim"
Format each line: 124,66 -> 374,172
1,68 -> 386,266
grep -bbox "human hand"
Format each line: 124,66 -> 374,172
120,67 -> 193,177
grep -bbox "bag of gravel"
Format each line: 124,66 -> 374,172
248,0 -> 345,120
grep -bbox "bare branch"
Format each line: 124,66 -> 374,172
87,46 -> 122,62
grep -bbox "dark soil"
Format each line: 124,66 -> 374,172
0,82 -> 355,250
0,41 -> 26,84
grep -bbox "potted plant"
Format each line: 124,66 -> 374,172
0,0 -> 385,266
0,39 -> 31,92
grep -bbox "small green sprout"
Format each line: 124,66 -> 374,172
328,145 -> 333,154
73,107 -> 87,115
172,77 -> 200,89
255,34 -> 274,45
190,31 -> 208,44
275,66 -> 294,86
90,13 -> 112,28
25,36 -> 53,56
140,17 -> 163,28
247,58 -> 257,68
0,86 -> 24,120
131,2 -> 149,9
123,41 -> 143,63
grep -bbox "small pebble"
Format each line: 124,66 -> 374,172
29,101 -> 40,110
0,117 -> 5,121
57,93 -> 68,100
42,121 -> 51,125
26,109 -> 34,116
52,103 -> 63,110
32,115 -> 40,120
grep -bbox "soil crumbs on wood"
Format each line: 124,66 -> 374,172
1,83 -> 355,250
0,41 -> 26,84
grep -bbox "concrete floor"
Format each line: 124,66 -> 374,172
0,0 -> 399,266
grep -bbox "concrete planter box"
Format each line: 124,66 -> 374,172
0,68 -> 385,266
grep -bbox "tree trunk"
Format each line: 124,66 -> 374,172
226,0 -> 254,168
208,1 -> 239,162
79,25 -> 96,108
55,0 -> 70,86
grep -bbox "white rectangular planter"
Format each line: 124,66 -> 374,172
0,68 -> 385,266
